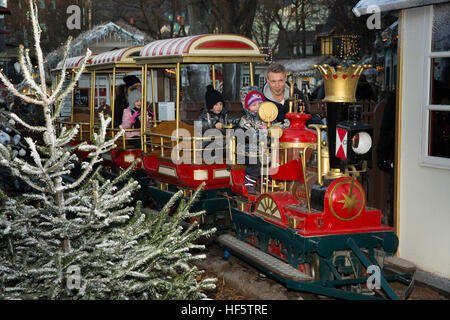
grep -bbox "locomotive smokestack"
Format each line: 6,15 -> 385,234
312,64 -> 373,172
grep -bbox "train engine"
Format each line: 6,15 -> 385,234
220,64 -> 415,300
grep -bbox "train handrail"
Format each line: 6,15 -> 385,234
145,131 -> 235,164
145,131 -> 290,173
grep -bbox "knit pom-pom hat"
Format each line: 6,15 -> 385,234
123,75 -> 140,89
205,85 -> 224,110
244,90 -> 265,111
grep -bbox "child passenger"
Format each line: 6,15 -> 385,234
238,86 -> 269,195
121,90 -> 152,147
197,85 -> 239,134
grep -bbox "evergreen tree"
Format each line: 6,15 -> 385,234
0,0 -> 215,300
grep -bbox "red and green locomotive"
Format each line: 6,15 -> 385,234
220,64 -> 415,300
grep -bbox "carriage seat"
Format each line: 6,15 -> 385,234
147,121 -> 195,159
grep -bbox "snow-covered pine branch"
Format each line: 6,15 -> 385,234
0,0 -> 216,300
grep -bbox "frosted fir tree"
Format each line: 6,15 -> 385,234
0,0 -> 215,300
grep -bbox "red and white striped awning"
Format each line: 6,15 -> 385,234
137,34 -> 265,63
140,35 -> 203,58
89,46 -> 142,68
54,55 -> 94,71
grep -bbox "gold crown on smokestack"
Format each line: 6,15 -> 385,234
312,64 -> 372,103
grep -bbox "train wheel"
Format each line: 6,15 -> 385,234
246,235 -> 259,247
295,254 -> 319,280
298,262 -> 311,275
266,239 -> 315,276
308,253 -> 320,281
267,238 -> 284,258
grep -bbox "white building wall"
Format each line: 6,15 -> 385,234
399,6 -> 450,279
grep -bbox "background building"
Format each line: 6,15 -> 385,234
355,0 -> 450,293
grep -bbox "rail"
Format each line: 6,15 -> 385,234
146,131 -> 236,165
57,120 -> 91,141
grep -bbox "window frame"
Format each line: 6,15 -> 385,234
419,4 -> 450,170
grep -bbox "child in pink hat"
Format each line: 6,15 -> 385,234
238,87 -> 268,195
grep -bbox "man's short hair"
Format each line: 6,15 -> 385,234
266,63 -> 287,77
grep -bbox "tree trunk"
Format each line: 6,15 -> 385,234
301,3 -> 306,58
186,0 -> 210,101
221,0 -> 257,100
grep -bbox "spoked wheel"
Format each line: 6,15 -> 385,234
255,195 -> 282,221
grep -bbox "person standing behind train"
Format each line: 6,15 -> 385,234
113,75 -> 141,128
262,62 -> 321,126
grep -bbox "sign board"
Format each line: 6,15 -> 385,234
74,88 -> 89,108
59,78 -> 73,119
158,102 -> 175,121
60,94 -> 72,118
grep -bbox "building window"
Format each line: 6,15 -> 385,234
298,44 -> 314,56
241,75 -> 249,87
259,75 -> 265,88
39,0 -> 45,9
421,3 -> 450,168
321,37 -> 333,56
428,111 -> 450,158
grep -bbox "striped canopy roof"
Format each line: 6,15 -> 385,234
137,34 -> 266,64
54,55 -> 93,71
89,46 -> 143,69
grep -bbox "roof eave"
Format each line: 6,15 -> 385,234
134,55 -> 267,65
353,0 -> 449,16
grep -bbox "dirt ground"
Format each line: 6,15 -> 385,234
202,271 -> 249,300
197,236 -> 450,301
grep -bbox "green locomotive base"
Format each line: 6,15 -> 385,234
218,208 -> 416,300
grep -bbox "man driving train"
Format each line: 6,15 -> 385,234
262,62 -> 322,126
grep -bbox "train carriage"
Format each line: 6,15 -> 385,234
53,54 -> 96,159
133,34 -> 266,227
85,45 -> 145,171
54,34 -> 267,229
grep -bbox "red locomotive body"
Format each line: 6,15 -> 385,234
220,64 -> 414,300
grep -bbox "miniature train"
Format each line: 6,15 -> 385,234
220,64 -> 415,300
53,34 -> 415,299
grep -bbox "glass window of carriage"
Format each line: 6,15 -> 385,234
422,3 -> 450,168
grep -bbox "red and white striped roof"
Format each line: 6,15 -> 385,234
54,55 -> 92,71
90,46 -> 142,66
139,34 -> 264,60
